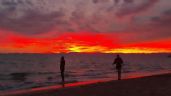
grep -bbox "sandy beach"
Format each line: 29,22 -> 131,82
2,73 -> 171,96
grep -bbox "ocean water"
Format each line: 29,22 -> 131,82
0,53 -> 171,92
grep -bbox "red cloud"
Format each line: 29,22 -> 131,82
1,32 -> 171,53
1,32 -> 119,53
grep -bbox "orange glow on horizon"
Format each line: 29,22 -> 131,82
0,33 -> 171,53
67,45 -> 171,53
68,45 -> 108,53
105,47 -> 171,53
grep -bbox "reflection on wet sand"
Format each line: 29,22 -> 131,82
1,79 -> 110,96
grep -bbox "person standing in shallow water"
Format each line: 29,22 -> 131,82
113,55 -> 123,80
60,56 -> 65,85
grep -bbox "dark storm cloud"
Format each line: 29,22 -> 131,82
116,0 -> 159,17
163,9 -> 171,15
92,0 -> 108,4
0,0 -> 166,36
0,10 -> 66,34
92,0 -> 99,4
150,9 -> 171,26
127,8 -> 171,42
124,0 -> 134,3
0,0 -> 68,35
114,0 -> 119,4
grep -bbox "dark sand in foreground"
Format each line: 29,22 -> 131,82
2,73 -> 171,96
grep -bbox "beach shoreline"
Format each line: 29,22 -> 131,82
2,73 -> 171,96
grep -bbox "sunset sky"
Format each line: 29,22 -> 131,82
0,0 -> 171,53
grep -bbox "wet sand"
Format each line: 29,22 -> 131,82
2,73 -> 171,96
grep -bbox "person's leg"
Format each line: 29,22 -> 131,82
118,69 -> 121,80
61,71 -> 65,87
61,71 -> 64,82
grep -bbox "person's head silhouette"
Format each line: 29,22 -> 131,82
61,56 -> 64,60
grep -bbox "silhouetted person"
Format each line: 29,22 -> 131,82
113,55 -> 123,80
60,56 -> 65,86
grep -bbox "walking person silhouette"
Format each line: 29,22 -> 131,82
60,56 -> 65,87
113,55 -> 123,80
